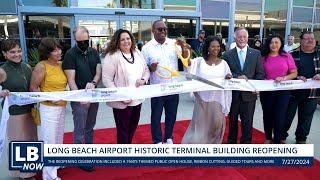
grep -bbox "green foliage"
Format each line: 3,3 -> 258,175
27,47 -> 40,67
107,0 -> 147,8
52,0 -> 68,7
192,47 -> 202,58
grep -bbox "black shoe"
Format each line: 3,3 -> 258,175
80,166 -> 95,172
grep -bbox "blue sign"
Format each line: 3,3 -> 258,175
9,141 -> 44,172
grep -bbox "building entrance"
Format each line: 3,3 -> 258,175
75,15 -> 160,52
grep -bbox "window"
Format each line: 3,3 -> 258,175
235,0 -> 262,44
77,0 -> 157,9
263,0 -> 288,42
165,18 -> 196,38
164,0 -> 196,11
24,16 -> 71,63
292,7 -> 313,23
293,0 -> 314,7
316,9 -> 320,23
201,0 -> 230,20
0,15 -> 19,39
22,0 -> 68,7
0,0 -> 17,14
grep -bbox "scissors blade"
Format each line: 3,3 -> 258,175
186,73 -> 224,89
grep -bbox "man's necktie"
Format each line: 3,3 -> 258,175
239,50 -> 245,71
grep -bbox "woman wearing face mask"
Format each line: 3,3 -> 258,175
30,37 -> 67,180
102,29 -> 150,144
260,34 -> 297,144
0,39 -> 37,180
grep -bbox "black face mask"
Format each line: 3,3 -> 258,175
76,40 -> 89,52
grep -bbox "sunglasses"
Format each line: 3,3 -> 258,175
76,40 -> 89,44
154,27 -> 167,32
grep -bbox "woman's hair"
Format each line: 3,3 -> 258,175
38,37 -> 61,60
253,39 -> 262,50
263,34 -> 286,61
1,39 -> 21,52
105,29 -> 136,55
202,36 -> 222,60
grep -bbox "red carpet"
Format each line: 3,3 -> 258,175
36,119 -> 320,180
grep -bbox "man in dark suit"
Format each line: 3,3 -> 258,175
223,27 -> 264,144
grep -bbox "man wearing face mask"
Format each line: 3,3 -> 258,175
62,26 -> 101,172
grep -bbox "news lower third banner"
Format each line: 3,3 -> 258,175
1,78 -> 320,161
9,142 -> 314,172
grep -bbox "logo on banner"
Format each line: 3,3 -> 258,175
160,84 -> 167,92
92,90 -> 99,98
9,141 -> 44,172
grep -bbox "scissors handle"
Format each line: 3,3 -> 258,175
155,64 -> 180,79
174,43 -> 191,67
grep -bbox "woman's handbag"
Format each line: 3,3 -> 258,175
31,103 -> 40,126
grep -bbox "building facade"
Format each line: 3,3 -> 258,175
0,0 -> 320,62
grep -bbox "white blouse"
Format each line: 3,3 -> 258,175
123,52 -> 145,106
188,57 -> 232,114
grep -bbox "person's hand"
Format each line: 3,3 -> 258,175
274,76 -> 286,83
238,75 -> 248,81
0,89 -> 10,98
123,99 -> 132,104
224,74 -> 232,80
51,100 -> 62,105
136,79 -> 146,87
297,76 -> 307,82
176,38 -> 191,52
175,38 -> 186,47
85,82 -> 96,90
80,101 -> 90,107
149,63 -> 158,72
312,74 -> 320,80
252,91 -> 259,95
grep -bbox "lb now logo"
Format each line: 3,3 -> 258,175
9,141 -> 44,172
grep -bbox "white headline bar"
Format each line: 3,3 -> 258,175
44,144 -> 314,157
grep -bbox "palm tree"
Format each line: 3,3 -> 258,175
106,0 -> 116,8
106,0 -> 149,42
151,0 -> 155,9
121,0 -> 147,8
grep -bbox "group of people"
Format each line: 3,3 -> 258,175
0,20 -> 319,180
187,28 -> 319,145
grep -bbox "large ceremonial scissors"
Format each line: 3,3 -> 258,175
185,73 -> 225,89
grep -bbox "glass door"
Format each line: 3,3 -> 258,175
75,15 -> 119,54
75,15 -> 159,53
120,16 -> 159,48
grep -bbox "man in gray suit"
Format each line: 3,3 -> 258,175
223,27 -> 264,144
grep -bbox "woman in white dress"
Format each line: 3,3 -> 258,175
182,36 -> 232,144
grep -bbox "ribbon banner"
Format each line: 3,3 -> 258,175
1,78 -> 320,161
7,78 -> 320,105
